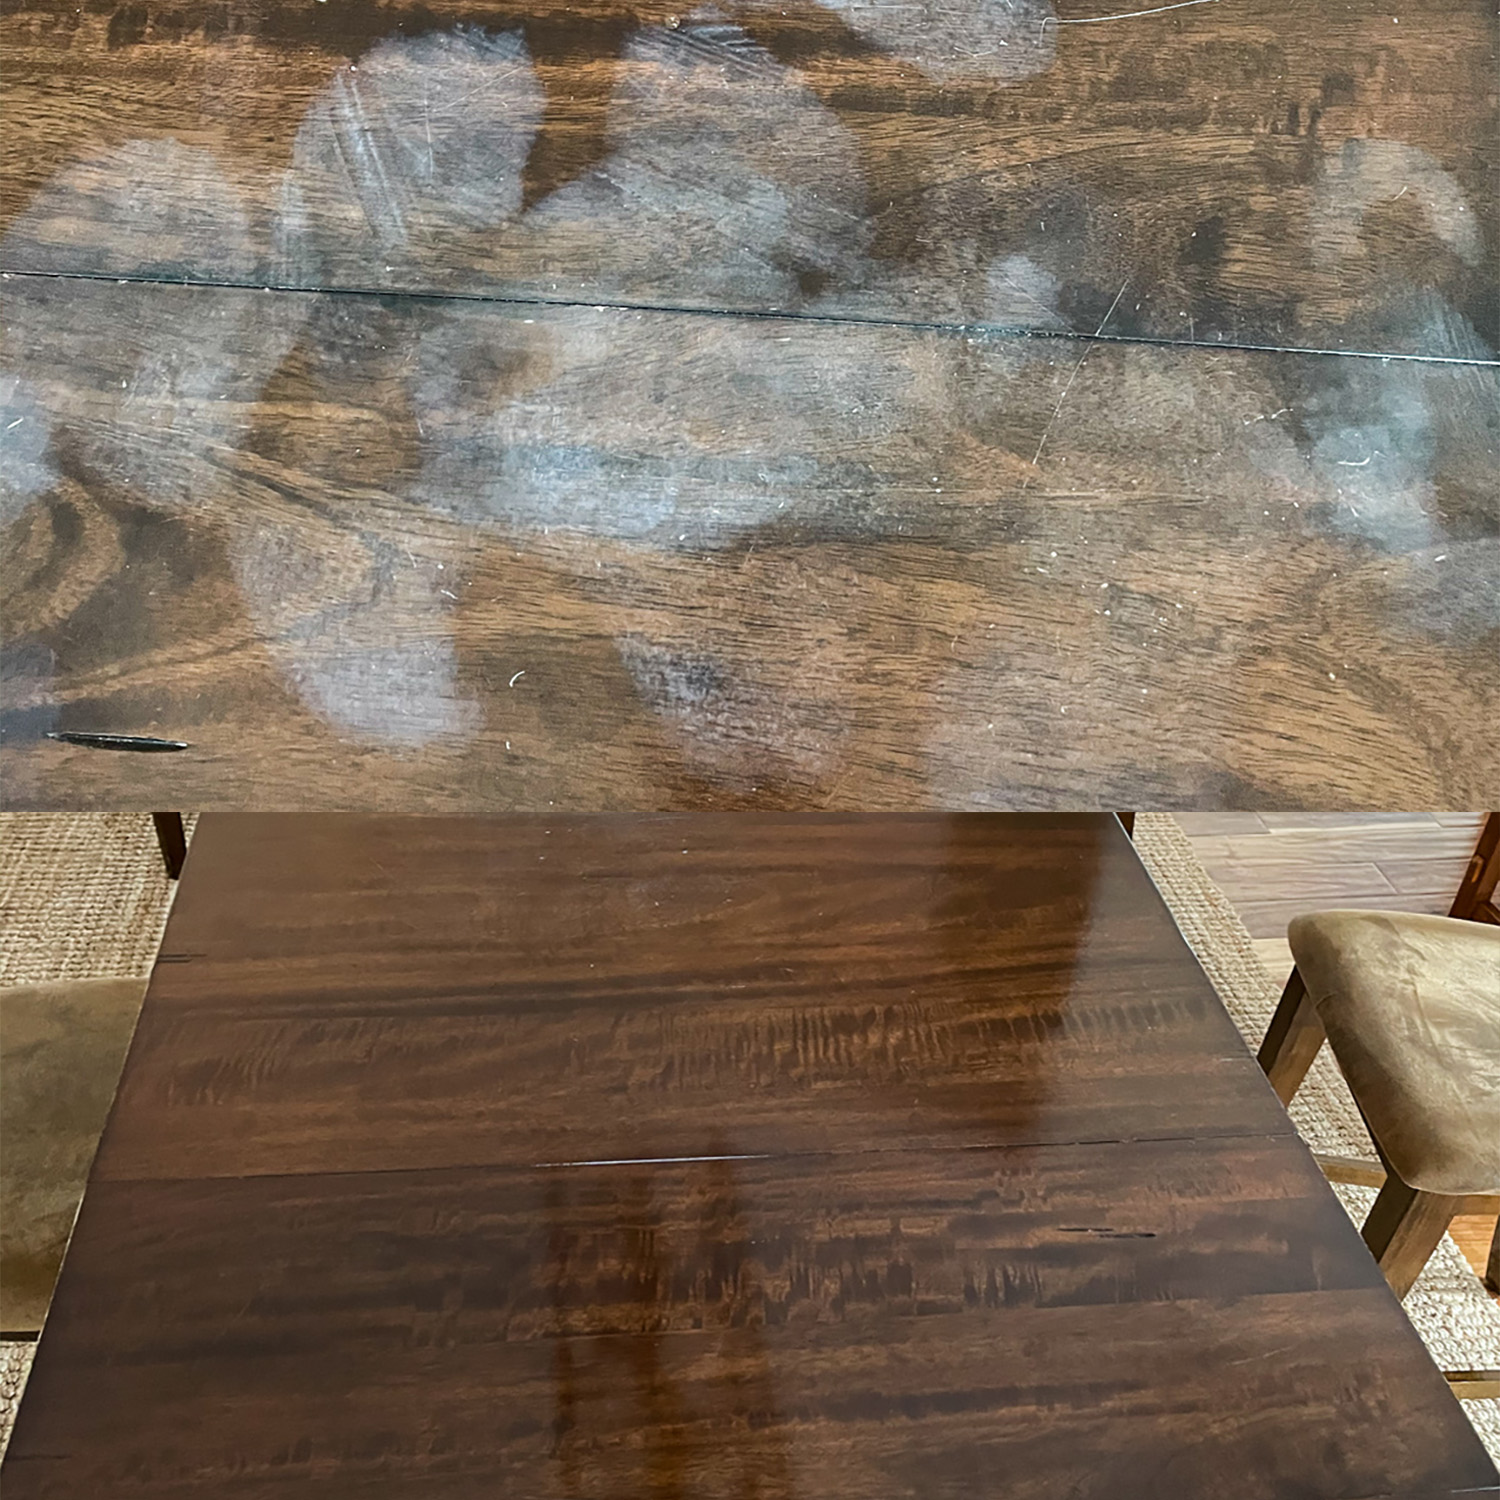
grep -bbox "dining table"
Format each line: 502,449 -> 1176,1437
2,811 -> 1495,1498
2,0 -> 1498,811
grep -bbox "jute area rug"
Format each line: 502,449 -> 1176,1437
1,815 -> 1495,1462
1134,812 -> 1500,1461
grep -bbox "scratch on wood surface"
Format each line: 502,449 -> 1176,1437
1052,0 -> 1222,22
1028,280 -> 1129,472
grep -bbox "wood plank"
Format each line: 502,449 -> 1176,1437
1,0 -> 1495,357
1378,853 -> 1492,897
1167,856 -> 1398,902
1252,934 -> 1295,976
1181,814 -> 1491,941
1231,893 -> 1434,939
1255,812 -> 1452,831
1164,812 -> 1269,837
1189,823 -> 1484,867
1451,1212 -> 1500,1299
6,1142 -> 1495,1498
86,814 -> 1293,1179
5,277 -> 1500,811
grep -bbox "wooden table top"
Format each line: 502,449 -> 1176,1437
1,0 -> 1496,351
2,0 -> 1498,810
3,813 -> 1495,1497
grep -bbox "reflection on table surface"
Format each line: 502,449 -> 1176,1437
5,813 -> 1495,1497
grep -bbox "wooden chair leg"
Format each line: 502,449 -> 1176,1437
151,813 -> 187,881
1361,1175 -> 1463,1300
1486,1215 -> 1500,1295
1449,811 -> 1500,925
1256,968 -> 1326,1105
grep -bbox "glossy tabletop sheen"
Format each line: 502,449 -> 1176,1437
2,0 -> 1499,810
2,814 -> 1495,1498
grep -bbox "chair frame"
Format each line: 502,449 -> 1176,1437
1450,811 -> 1500,926
1259,816 -> 1500,1300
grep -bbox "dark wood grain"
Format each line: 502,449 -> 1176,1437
85,814 -> 1293,1178
1,812 -> 1493,1497
5,816 -> 1494,1494
0,0 -> 1495,355
6,1146 -> 1494,1499
4,276 -> 1498,811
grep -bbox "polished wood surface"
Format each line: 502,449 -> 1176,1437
1,0 -> 1496,353
95,814 -> 1292,1177
5,274 -> 1499,810
3,814 -> 1494,1497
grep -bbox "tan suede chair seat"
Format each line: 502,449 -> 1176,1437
0,978 -> 148,1333
1287,910 -> 1500,1198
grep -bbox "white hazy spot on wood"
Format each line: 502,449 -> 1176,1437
520,24 -> 873,305
229,521 -> 482,746
279,27 -> 543,265
916,342 -> 1471,803
1,151 -> 298,503
1247,299 -> 1498,561
1382,538 -> 1500,641
407,303 -> 957,544
1240,296 -> 1500,641
617,633 -> 844,782
284,639 -> 479,746
0,272 -> 305,510
773,0 -> 1057,81
1313,140 -> 1483,270
1,139 -> 263,280
983,254 -> 1068,329
0,375 -> 57,525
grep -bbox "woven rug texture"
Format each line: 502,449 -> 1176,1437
0,815 -> 189,985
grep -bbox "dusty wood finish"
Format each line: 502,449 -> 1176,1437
2,812 -> 1493,1499
4,276 -> 1499,811
0,0 -> 1495,356
90,813 -> 1292,1179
